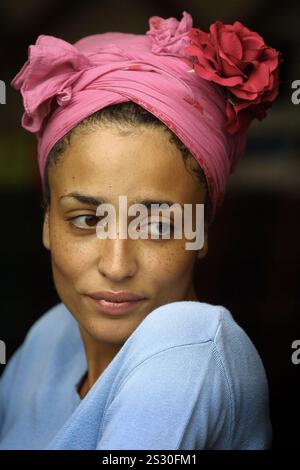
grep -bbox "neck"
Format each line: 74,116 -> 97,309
185,282 -> 199,301
78,326 -> 123,399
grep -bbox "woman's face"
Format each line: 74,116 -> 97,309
43,124 -> 208,345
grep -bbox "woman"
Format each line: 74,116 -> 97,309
0,11 -> 280,450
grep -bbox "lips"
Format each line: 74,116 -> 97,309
87,291 -> 146,315
89,291 -> 145,302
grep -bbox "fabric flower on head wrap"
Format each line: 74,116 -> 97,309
147,13 -> 281,135
146,10 -> 193,56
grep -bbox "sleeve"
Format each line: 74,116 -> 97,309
96,342 -> 233,450
215,309 -> 272,449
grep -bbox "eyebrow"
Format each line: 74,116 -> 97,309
59,192 -> 185,209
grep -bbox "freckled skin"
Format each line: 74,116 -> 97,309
43,125 -> 208,396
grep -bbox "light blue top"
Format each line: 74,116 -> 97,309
0,301 -> 272,450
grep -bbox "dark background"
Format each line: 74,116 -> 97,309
0,0 -> 299,450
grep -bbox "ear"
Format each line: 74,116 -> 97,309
197,226 -> 208,260
42,209 -> 50,251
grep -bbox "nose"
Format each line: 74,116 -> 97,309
96,235 -> 137,282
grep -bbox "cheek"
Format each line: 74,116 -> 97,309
49,224 -> 94,281
141,242 -> 195,284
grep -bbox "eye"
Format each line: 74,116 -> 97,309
141,218 -> 174,238
68,215 -> 99,230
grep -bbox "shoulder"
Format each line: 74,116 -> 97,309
113,301 -> 271,449
25,302 -> 75,339
129,300 -> 269,401
100,301 -> 271,449
0,303 -> 79,386
130,300 -> 225,341
14,303 -> 79,358
114,300 -> 254,407
123,300 -> 239,362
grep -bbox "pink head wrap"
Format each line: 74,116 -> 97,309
11,11 -> 280,220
